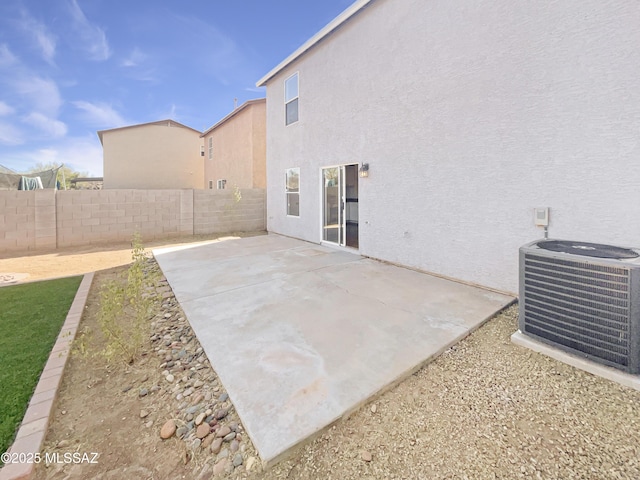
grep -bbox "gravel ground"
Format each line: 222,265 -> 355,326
151,271 -> 262,477
263,306 -> 640,480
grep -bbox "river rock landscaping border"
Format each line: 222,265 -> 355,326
148,268 -> 262,478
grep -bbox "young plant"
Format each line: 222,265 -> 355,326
97,233 -> 160,364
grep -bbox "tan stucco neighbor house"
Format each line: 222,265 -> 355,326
201,99 -> 266,191
99,120 -> 204,189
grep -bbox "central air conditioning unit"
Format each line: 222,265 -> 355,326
519,239 -> 640,374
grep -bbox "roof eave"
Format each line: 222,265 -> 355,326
256,0 -> 373,87
97,119 -> 201,145
200,98 -> 266,137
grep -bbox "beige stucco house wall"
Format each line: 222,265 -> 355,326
202,99 -> 266,191
100,120 -> 204,189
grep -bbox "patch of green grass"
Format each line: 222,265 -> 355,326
0,276 -> 82,458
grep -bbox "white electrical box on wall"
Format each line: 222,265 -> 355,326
534,207 -> 549,227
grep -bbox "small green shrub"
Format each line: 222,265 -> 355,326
222,185 -> 243,218
232,184 -> 242,203
97,233 -> 160,364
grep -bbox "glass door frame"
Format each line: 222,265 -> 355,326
320,165 -> 344,245
319,163 -> 358,248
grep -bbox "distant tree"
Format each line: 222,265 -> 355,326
27,162 -> 88,190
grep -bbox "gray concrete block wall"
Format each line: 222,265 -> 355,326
193,189 -> 266,234
179,190 -> 194,235
55,189 -> 192,247
0,189 -> 266,254
0,190 -> 57,253
0,191 -> 37,252
34,190 -> 57,251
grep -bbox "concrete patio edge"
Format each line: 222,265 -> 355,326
265,299 -> 518,467
511,331 -> 640,392
0,272 -> 94,480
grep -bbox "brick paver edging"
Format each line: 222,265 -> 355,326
0,272 -> 95,480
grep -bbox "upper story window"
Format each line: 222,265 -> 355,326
208,137 -> 213,159
285,73 -> 299,125
217,179 -> 226,190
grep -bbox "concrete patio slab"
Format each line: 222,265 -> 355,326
154,234 -> 514,464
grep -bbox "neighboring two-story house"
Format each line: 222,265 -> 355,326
201,99 -> 267,191
99,120 -> 204,190
99,101 -> 267,192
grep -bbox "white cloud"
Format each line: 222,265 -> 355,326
23,112 -> 68,138
120,48 -> 159,82
126,68 -> 160,83
36,31 -> 56,64
0,44 -> 18,67
159,103 -> 177,120
11,76 -> 63,116
6,135 -> 104,176
0,121 -> 25,145
72,100 -> 126,128
39,137 -> 103,176
121,47 -> 146,67
0,101 -> 15,116
18,9 -> 57,64
68,0 -> 111,61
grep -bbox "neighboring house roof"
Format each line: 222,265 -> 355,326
201,99 -> 266,137
71,177 -> 104,183
256,0 -> 373,87
97,119 -> 202,145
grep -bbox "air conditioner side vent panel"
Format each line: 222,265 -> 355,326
519,240 -> 640,374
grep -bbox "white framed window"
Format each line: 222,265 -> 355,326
209,180 -> 213,189
217,179 -> 226,190
208,137 -> 213,160
285,168 -> 300,216
285,73 -> 299,125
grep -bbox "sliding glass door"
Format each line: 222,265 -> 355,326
322,167 -> 343,244
322,165 -> 358,247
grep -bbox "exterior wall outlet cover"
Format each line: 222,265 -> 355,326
534,207 -> 549,227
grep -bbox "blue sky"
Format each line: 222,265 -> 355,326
0,0 -> 353,176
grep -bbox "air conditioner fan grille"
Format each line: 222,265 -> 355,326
523,253 -> 631,368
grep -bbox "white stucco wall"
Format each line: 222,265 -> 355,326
264,0 -> 640,294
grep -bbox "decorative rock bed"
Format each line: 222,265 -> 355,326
148,271 -> 261,477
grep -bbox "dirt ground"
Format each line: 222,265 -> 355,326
33,265 -> 193,479
0,233 -> 264,285
3,233 -> 640,479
